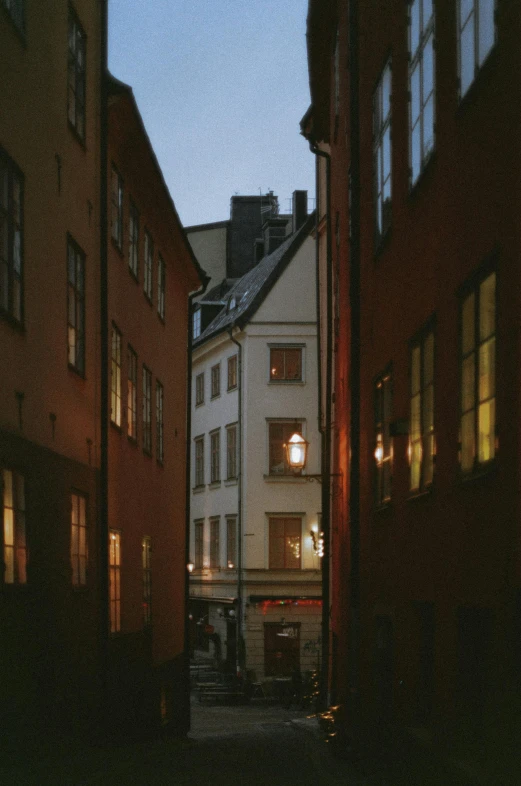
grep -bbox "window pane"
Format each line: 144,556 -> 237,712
479,337 -> 495,401
461,292 -> 475,355
460,0 -> 473,26
411,64 -> 421,125
478,0 -> 495,65
411,394 -> 421,440
270,349 -> 284,380
423,434 -> 435,486
423,384 -> 434,432
410,0 -> 420,55
383,127 -> 391,184
285,349 -> 302,380
382,64 -> 391,121
423,0 -> 433,25
460,18 -> 475,95
462,354 -> 476,412
411,345 -> 421,394
461,411 -> 476,470
423,331 -> 434,385
423,34 -> 434,98
479,272 -> 495,341
411,123 -> 421,183
423,95 -> 434,159
410,443 -> 421,490
478,398 -> 495,462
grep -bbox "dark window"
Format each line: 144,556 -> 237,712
71,491 -> 87,587
110,166 -> 123,250
128,199 -> 139,277
269,517 -> 301,569
410,326 -> 435,491
210,429 -> 220,483
373,59 -> 392,241
226,517 -> 236,569
269,347 -> 302,382
226,425 -> 237,479
157,254 -> 165,320
2,468 -> 26,585
0,147 -> 23,324
375,370 -> 392,504
194,520 -> 204,569
144,230 -> 153,301
210,518 -> 220,568
156,380 -> 164,463
458,0 -> 496,97
142,365 -> 152,453
460,270 -> 496,472
110,325 -> 122,427
227,355 -> 238,390
195,372 -> 204,406
67,236 -> 85,374
211,364 -> 221,398
67,6 -> 86,141
268,421 -> 302,475
127,345 -> 137,440
409,0 -> 435,184
194,436 -> 204,487
142,536 -> 152,628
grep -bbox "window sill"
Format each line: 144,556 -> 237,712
111,238 -> 124,258
68,363 -> 86,379
156,458 -> 164,468
407,486 -> 433,503
268,380 -> 305,385
129,268 -> 139,284
144,293 -> 153,307
110,420 -> 122,434
374,500 -> 393,515
227,385 -> 238,392
224,477 -> 238,487
0,310 -> 25,333
210,394 -> 221,401
68,121 -> 86,150
143,447 -> 152,458
192,485 -> 205,494
459,459 -> 497,487
208,480 -> 221,489
264,474 -> 310,483
127,435 -> 138,446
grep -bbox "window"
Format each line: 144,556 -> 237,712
409,0 -> 435,185
156,380 -> 164,463
211,364 -> 221,398
0,147 -> 23,324
110,166 -> 123,250
373,60 -> 392,242
109,530 -> 121,634
210,429 -> 220,483
226,424 -> 237,480
67,6 -> 86,141
210,517 -> 220,569
193,307 -> 201,340
374,370 -> 393,504
410,326 -> 435,491
110,325 -> 122,427
227,355 -> 238,390
194,520 -> 204,569
71,492 -> 87,587
268,421 -> 303,475
2,0 -> 25,34
67,237 -> 85,374
128,199 -> 139,278
144,230 -> 153,301
458,0 -> 495,97
194,436 -> 204,487
127,345 -> 137,441
269,347 -> 302,382
460,270 -> 496,472
269,517 -> 301,569
142,536 -> 152,628
157,254 -> 165,320
142,365 -> 152,453
226,517 -> 236,569
195,372 -> 204,406
2,468 -> 26,585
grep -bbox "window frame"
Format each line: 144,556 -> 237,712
209,517 -> 220,569
2,467 -> 27,585
211,363 -> 221,399
227,354 -> 238,391
408,0 -> 436,187
269,345 -> 304,383
409,322 -> 435,493
142,365 -> 152,454
143,229 -> 153,302
128,198 -> 139,279
373,58 -> 392,244
195,372 -> 204,407
457,0 -> 497,99
267,420 -> 304,476
226,516 -> 237,569
110,324 -> 122,428
109,529 -> 121,634
193,307 -> 201,340
110,165 -> 123,251
268,516 -> 302,570
0,146 -> 24,326
127,345 -> 137,442
157,253 -> 165,321
156,379 -> 164,464
67,5 -> 86,143
71,490 -> 88,588
194,435 -> 205,488
210,428 -> 221,484
67,235 -> 86,375
194,519 -> 204,569
374,368 -> 393,506
226,423 -> 237,480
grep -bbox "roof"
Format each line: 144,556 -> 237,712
193,212 -> 315,347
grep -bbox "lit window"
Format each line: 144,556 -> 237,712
269,517 -> 301,569
2,468 -> 26,585
211,363 -> 221,398
373,59 -> 392,242
226,424 -> 237,480
67,6 -> 86,141
156,380 -> 164,463
193,308 -> 201,340
110,325 -> 122,427
210,429 -> 220,483
409,0 -> 435,185
2,0 -> 25,34
409,326 -> 435,492
157,254 -> 165,320
127,345 -> 137,440
458,0 -> 495,97
227,355 -> 238,390
195,372 -> 204,406
194,436 -> 204,487
109,530 -> 121,634
67,237 -> 85,374
269,347 -> 302,382
375,370 -> 392,504
194,520 -> 204,569
142,365 -> 152,453
0,147 -> 23,324
226,517 -> 236,569
460,270 -> 496,472
268,421 -> 303,475
210,518 -> 220,568
110,166 -> 123,249
142,536 -> 152,628
128,199 -> 139,278
144,230 -> 153,301
71,492 -> 87,587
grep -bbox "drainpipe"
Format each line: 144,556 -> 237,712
308,141 -> 332,711
228,327 -> 243,678
98,0 -> 109,731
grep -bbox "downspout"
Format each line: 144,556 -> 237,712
309,141 -> 332,711
228,327 -> 243,678
99,0 -> 109,729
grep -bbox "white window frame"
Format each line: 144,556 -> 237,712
408,0 -> 435,186
373,59 -> 392,242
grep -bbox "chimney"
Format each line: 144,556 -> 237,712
292,190 -> 308,232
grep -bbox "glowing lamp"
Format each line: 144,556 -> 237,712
187,561 -> 194,573
284,431 -> 309,472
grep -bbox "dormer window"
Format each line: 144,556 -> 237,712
192,308 -> 201,339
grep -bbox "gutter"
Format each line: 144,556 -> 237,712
228,326 -> 243,678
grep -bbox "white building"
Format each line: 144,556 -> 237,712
188,207 -> 322,684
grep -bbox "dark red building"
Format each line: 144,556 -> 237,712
304,0 -> 521,777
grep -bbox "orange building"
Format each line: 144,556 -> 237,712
1,1 -> 204,742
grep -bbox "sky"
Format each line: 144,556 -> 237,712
108,0 -> 315,228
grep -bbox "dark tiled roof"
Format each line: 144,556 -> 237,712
194,212 -> 315,346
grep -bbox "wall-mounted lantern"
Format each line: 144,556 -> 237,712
187,561 -> 194,573
284,431 -> 309,472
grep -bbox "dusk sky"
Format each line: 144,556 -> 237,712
108,0 -> 315,228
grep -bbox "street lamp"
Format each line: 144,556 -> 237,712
284,431 -> 341,483
186,561 -> 194,573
